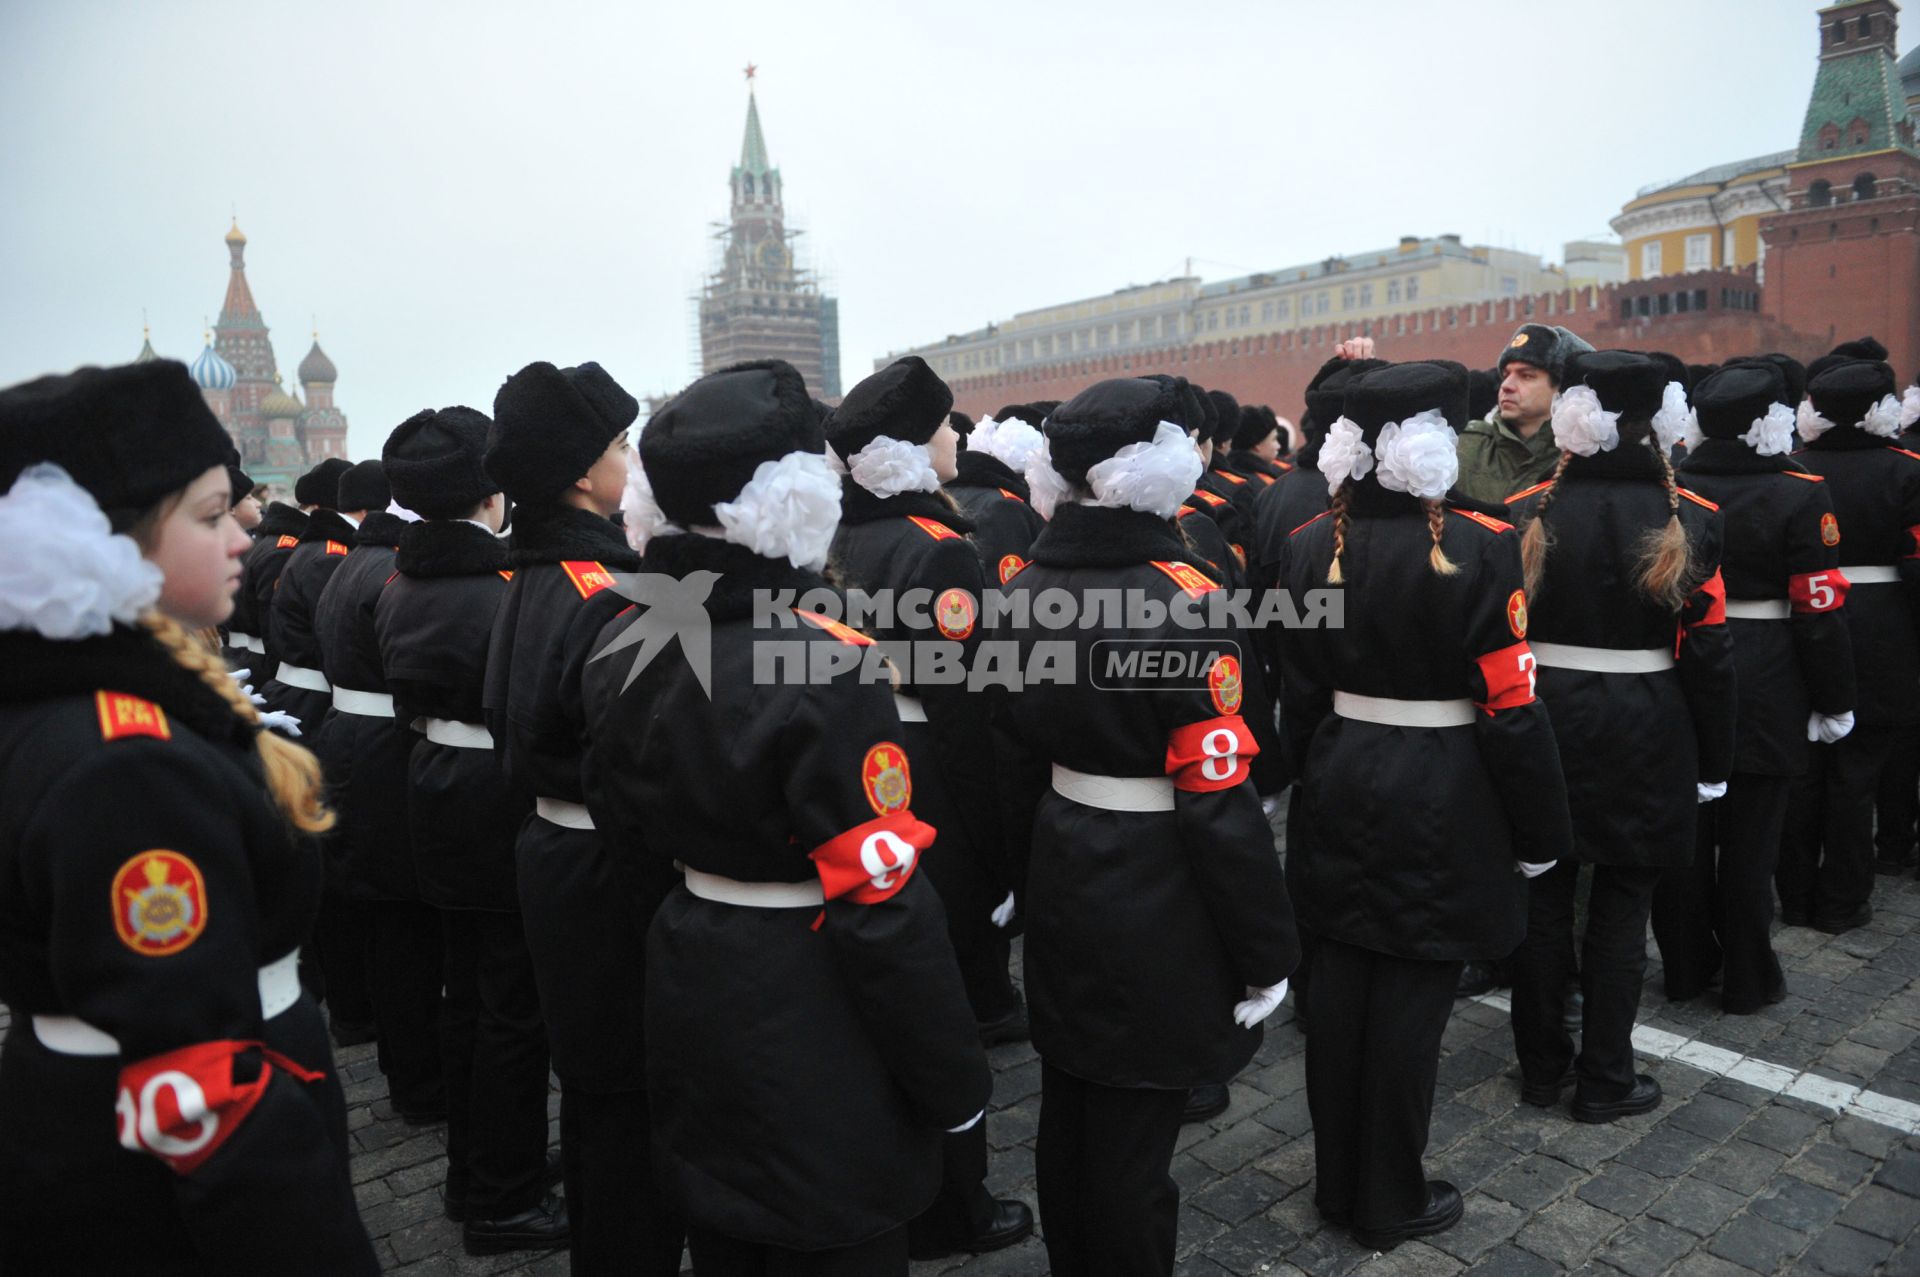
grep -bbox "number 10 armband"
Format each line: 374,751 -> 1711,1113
1164,716 -> 1259,793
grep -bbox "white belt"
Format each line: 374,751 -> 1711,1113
1050,763 -> 1175,812
247,634 -> 266,654
1332,691 -> 1476,728
33,950 -> 303,1057
273,662 -> 331,693
332,687 -> 394,717
1530,643 -> 1675,674
682,865 -> 824,908
894,692 -> 928,723
227,630 -> 256,648
536,797 -> 595,830
1840,564 -> 1898,584
423,718 -> 493,749
1724,598 -> 1791,621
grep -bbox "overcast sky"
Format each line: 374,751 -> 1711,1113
0,0 -> 1860,459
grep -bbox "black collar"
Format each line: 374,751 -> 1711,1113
640,532 -> 832,625
1029,503 -> 1190,569
837,481 -> 976,533
952,451 -> 1030,501
1562,441 -> 1668,482
1803,425 -> 1899,453
397,519 -> 512,577
1679,438 -> 1806,476
354,510 -> 410,548
298,509 -> 358,544
507,501 -> 641,570
255,503 -> 308,541
0,626 -> 255,750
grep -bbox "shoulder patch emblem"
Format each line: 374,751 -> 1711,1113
997,487 -> 1027,504
1216,470 -> 1247,486
1507,590 -> 1529,639
97,691 -> 170,743
862,743 -> 912,816
1208,654 -> 1244,716
1504,480 -> 1554,504
935,587 -> 977,641
1821,512 -> 1841,547
325,541 -> 349,556
997,554 -> 1028,584
1678,487 -> 1719,511
794,609 -> 873,647
112,851 -> 207,957
560,560 -> 615,600
1451,508 -> 1515,534
275,534 -> 299,549
1780,469 -> 1823,482
1150,560 -> 1220,598
1190,489 -> 1227,508
1231,543 -> 1248,569
906,515 -> 961,542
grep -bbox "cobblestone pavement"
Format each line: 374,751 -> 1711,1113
5,870 -> 1919,1275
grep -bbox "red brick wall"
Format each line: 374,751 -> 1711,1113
1762,178 -> 1920,384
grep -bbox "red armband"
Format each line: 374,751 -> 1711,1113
1685,569 -> 1727,629
116,1040 -> 324,1175
1474,641 -> 1537,714
1906,525 -> 1920,559
809,811 -> 935,905
1164,715 -> 1258,793
1788,569 -> 1850,614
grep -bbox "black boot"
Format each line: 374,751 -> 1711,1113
462,1193 -> 570,1256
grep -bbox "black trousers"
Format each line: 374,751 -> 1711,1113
365,898 -> 445,1116
1304,938 -> 1459,1230
1036,1063 -> 1188,1277
560,1084 -> 686,1276
1512,860 -> 1663,1103
1875,725 -> 1920,863
1652,775 -> 1789,1013
440,909 -> 551,1219
686,1225 -> 905,1276
313,893 -> 375,1028
1780,727 -> 1897,919
906,1121 -> 994,1253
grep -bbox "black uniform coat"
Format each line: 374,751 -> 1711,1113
262,509 -> 357,730
1000,503 -> 1300,1088
1173,499 -> 1284,792
1226,450 -> 1291,487
376,520 -> 525,913
1679,440 -> 1856,775
945,450 -> 1046,586
0,628 -> 377,1275
234,502 -> 308,683
1185,478 -> 1253,586
1278,483 -> 1574,960
310,511 -> 415,902
1790,428 -> 1920,729
1505,445 -> 1737,867
482,501 -> 647,1090
581,532 -> 991,1250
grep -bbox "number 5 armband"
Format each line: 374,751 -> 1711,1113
117,1040 -> 325,1175
809,812 -> 937,905
1164,715 -> 1259,793
1788,569 -> 1850,614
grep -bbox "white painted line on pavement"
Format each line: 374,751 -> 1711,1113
1465,991 -> 1920,1135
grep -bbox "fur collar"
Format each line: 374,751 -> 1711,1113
837,481 -> 976,533
507,501 -> 640,570
1030,502 -> 1189,569
0,626 -> 255,751
397,520 -> 511,578
1562,441 -> 1667,482
640,532 -> 832,625
1680,439 -> 1807,477
298,508 -> 358,545
951,451 -> 1030,502
1228,450 -> 1287,480
354,510 -> 410,548
1802,424 -> 1897,453
1347,477 -> 1427,518
255,502 -> 309,541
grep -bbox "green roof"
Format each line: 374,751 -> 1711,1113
737,90 -> 772,177
1798,40 -> 1916,160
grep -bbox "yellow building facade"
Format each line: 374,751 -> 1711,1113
1611,153 -> 1795,282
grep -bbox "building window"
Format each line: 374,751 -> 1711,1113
1694,289 -> 1709,311
1317,292 -> 1330,315
1239,305 -> 1250,325
1622,299 -> 1633,322
1723,228 -> 1737,266
1657,293 -> 1672,316
1854,172 -> 1878,201
1360,284 -> 1373,306
1406,276 -> 1418,301
1501,276 -> 1519,296
1819,123 -> 1841,151
1676,290 -> 1691,313
1341,286 -> 1355,310
1809,179 -> 1833,208
1684,234 -> 1711,271
1641,241 -> 1663,277
1206,311 -> 1218,331
1225,308 -> 1237,329
1277,298 -> 1290,320
1387,280 -> 1402,303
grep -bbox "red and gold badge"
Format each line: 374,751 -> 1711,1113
1208,655 -> 1244,716
324,540 -> 349,556
111,851 -> 207,957
935,587 -> 977,640
1507,589 -> 1529,639
561,560 -> 616,599
96,691 -> 170,743
1821,512 -> 1840,547
1150,560 -> 1220,599
998,554 -> 1027,584
275,534 -> 299,549
862,743 -> 912,815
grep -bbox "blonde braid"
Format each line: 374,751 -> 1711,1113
1326,484 -> 1354,584
1634,445 -> 1694,612
1424,500 -> 1460,575
1519,451 -> 1575,598
140,611 -> 336,835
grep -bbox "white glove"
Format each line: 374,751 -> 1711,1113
1233,980 -> 1289,1028
1807,710 -> 1856,744
258,709 -> 303,738
1260,795 -> 1284,820
1697,781 -> 1728,803
1516,860 -> 1557,879
946,1109 -> 983,1134
229,667 -> 251,683
990,891 -> 1016,929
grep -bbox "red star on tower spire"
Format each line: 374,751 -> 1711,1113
743,61 -> 757,83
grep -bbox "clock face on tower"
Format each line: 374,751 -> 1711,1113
756,238 -> 788,272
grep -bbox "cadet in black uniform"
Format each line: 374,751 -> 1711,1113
219,463 -> 260,668
1199,389 -> 1262,547
1224,403 -> 1292,487
944,402 -> 1047,586
309,454 -> 445,1121
259,457 -> 356,729
1656,361 -> 1855,1012
376,407 -> 565,1254
233,485 -> 314,682
483,361 -> 683,1274
1005,376 -> 1298,1276
0,361 -> 377,1274
826,356 -> 1034,1260
581,357 -> 991,1277
1279,360 -> 1569,1249
1505,351 -> 1736,1121
1779,354 -> 1920,931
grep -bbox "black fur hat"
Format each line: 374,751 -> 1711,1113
1205,389 -> 1241,447
337,459 -> 390,513
1045,377 -> 1188,487
1828,336 -> 1889,363
1466,368 -> 1500,422
487,360 -> 638,503
1304,356 -> 1390,433
1563,350 -> 1667,424
994,402 -> 1049,427
1808,358 -> 1898,428
384,407 -> 497,519
1693,364 -> 1787,440
1647,351 -> 1690,396
949,410 -> 975,438
1233,404 -> 1277,451
0,360 -> 238,530
643,359 -> 822,526
1687,363 -> 1721,388
1499,324 -> 1593,385
826,356 -> 952,459
1724,354 -> 1806,408
294,456 -> 353,508
226,465 -> 255,507
1342,361 -> 1470,444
